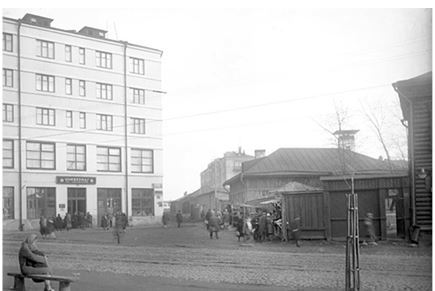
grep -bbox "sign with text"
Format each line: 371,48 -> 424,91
56,176 -> 96,185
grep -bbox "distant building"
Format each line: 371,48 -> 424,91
2,14 -> 164,229
171,148 -> 254,219
393,72 -> 432,232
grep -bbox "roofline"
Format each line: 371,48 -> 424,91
320,172 -> 408,181
3,16 -> 163,56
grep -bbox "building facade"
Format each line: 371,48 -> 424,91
3,14 -> 164,229
394,72 -> 432,232
200,148 -> 254,194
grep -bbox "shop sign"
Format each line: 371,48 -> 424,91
56,176 -> 96,185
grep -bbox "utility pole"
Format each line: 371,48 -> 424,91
345,176 -> 360,291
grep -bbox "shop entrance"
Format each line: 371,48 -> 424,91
67,188 -> 86,215
97,188 -> 122,226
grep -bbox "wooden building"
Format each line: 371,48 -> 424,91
224,148 -> 408,240
393,72 -> 432,233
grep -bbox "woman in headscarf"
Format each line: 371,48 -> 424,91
18,234 -> 54,291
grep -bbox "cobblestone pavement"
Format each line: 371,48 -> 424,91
3,223 -> 432,290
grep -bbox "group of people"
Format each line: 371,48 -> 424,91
39,212 -> 93,238
100,212 -> 128,231
204,209 -> 225,239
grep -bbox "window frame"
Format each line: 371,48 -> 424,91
79,47 -> 86,65
36,39 -> 55,59
65,45 -> 72,62
3,139 -> 14,169
3,68 -> 13,87
131,117 -> 146,134
131,188 -> 154,216
97,146 -> 121,172
66,143 -> 86,171
3,103 -> 14,123
3,33 -> 13,52
79,80 -> 86,96
35,74 -> 55,93
26,187 -> 56,219
131,148 -> 153,173
65,78 -> 72,95
131,88 -> 145,104
96,83 -> 113,100
96,114 -> 113,131
130,57 -> 144,75
79,112 -> 86,129
36,107 -> 55,126
66,110 -> 73,128
26,141 -> 56,170
96,50 -> 112,69
3,186 -> 14,219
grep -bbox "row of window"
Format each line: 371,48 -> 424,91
3,186 -> 157,220
3,104 -> 147,134
3,139 -> 154,173
3,69 -> 148,105
3,33 -> 146,74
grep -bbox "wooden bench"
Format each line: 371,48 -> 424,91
7,272 -> 77,291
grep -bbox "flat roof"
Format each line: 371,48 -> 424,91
3,15 -> 163,56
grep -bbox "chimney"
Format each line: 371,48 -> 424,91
255,149 -> 266,159
333,130 -> 359,151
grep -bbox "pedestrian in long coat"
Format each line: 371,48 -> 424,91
258,212 -> 267,242
101,214 -> 108,230
176,211 -> 183,228
39,216 -> 47,238
208,214 -> 221,239
64,213 -> 72,231
19,234 -> 54,291
162,212 -> 169,227
266,213 -> 274,240
205,209 -> 212,230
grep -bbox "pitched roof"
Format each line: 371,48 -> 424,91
393,72 -> 432,100
242,148 -> 405,176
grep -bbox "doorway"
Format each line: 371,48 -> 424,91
385,188 -> 405,238
97,188 -> 122,226
67,188 -> 86,215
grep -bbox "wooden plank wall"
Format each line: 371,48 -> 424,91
412,97 -> 432,230
283,192 -> 326,239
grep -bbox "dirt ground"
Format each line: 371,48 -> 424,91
2,222 -> 432,290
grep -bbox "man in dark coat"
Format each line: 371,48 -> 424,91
176,211 -> 183,228
205,209 -> 212,230
208,213 -> 221,239
258,212 -> 267,242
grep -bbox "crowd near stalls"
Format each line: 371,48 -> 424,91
201,202 -> 287,243
38,212 -> 93,238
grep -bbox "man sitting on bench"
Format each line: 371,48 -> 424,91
19,233 -> 54,291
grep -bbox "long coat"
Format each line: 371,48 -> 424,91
208,216 -> 221,233
19,235 -> 50,279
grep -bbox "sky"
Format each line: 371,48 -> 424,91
2,7 -> 432,201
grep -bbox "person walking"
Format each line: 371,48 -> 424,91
162,211 -> 169,228
39,216 -> 47,239
266,213 -> 274,241
205,209 -> 212,230
291,217 -> 301,247
258,212 -> 267,242
19,234 -> 54,291
64,213 -> 72,231
176,211 -> 183,228
364,212 -> 377,245
208,213 -> 221,239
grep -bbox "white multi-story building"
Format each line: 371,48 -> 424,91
2,13 -> 164,229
